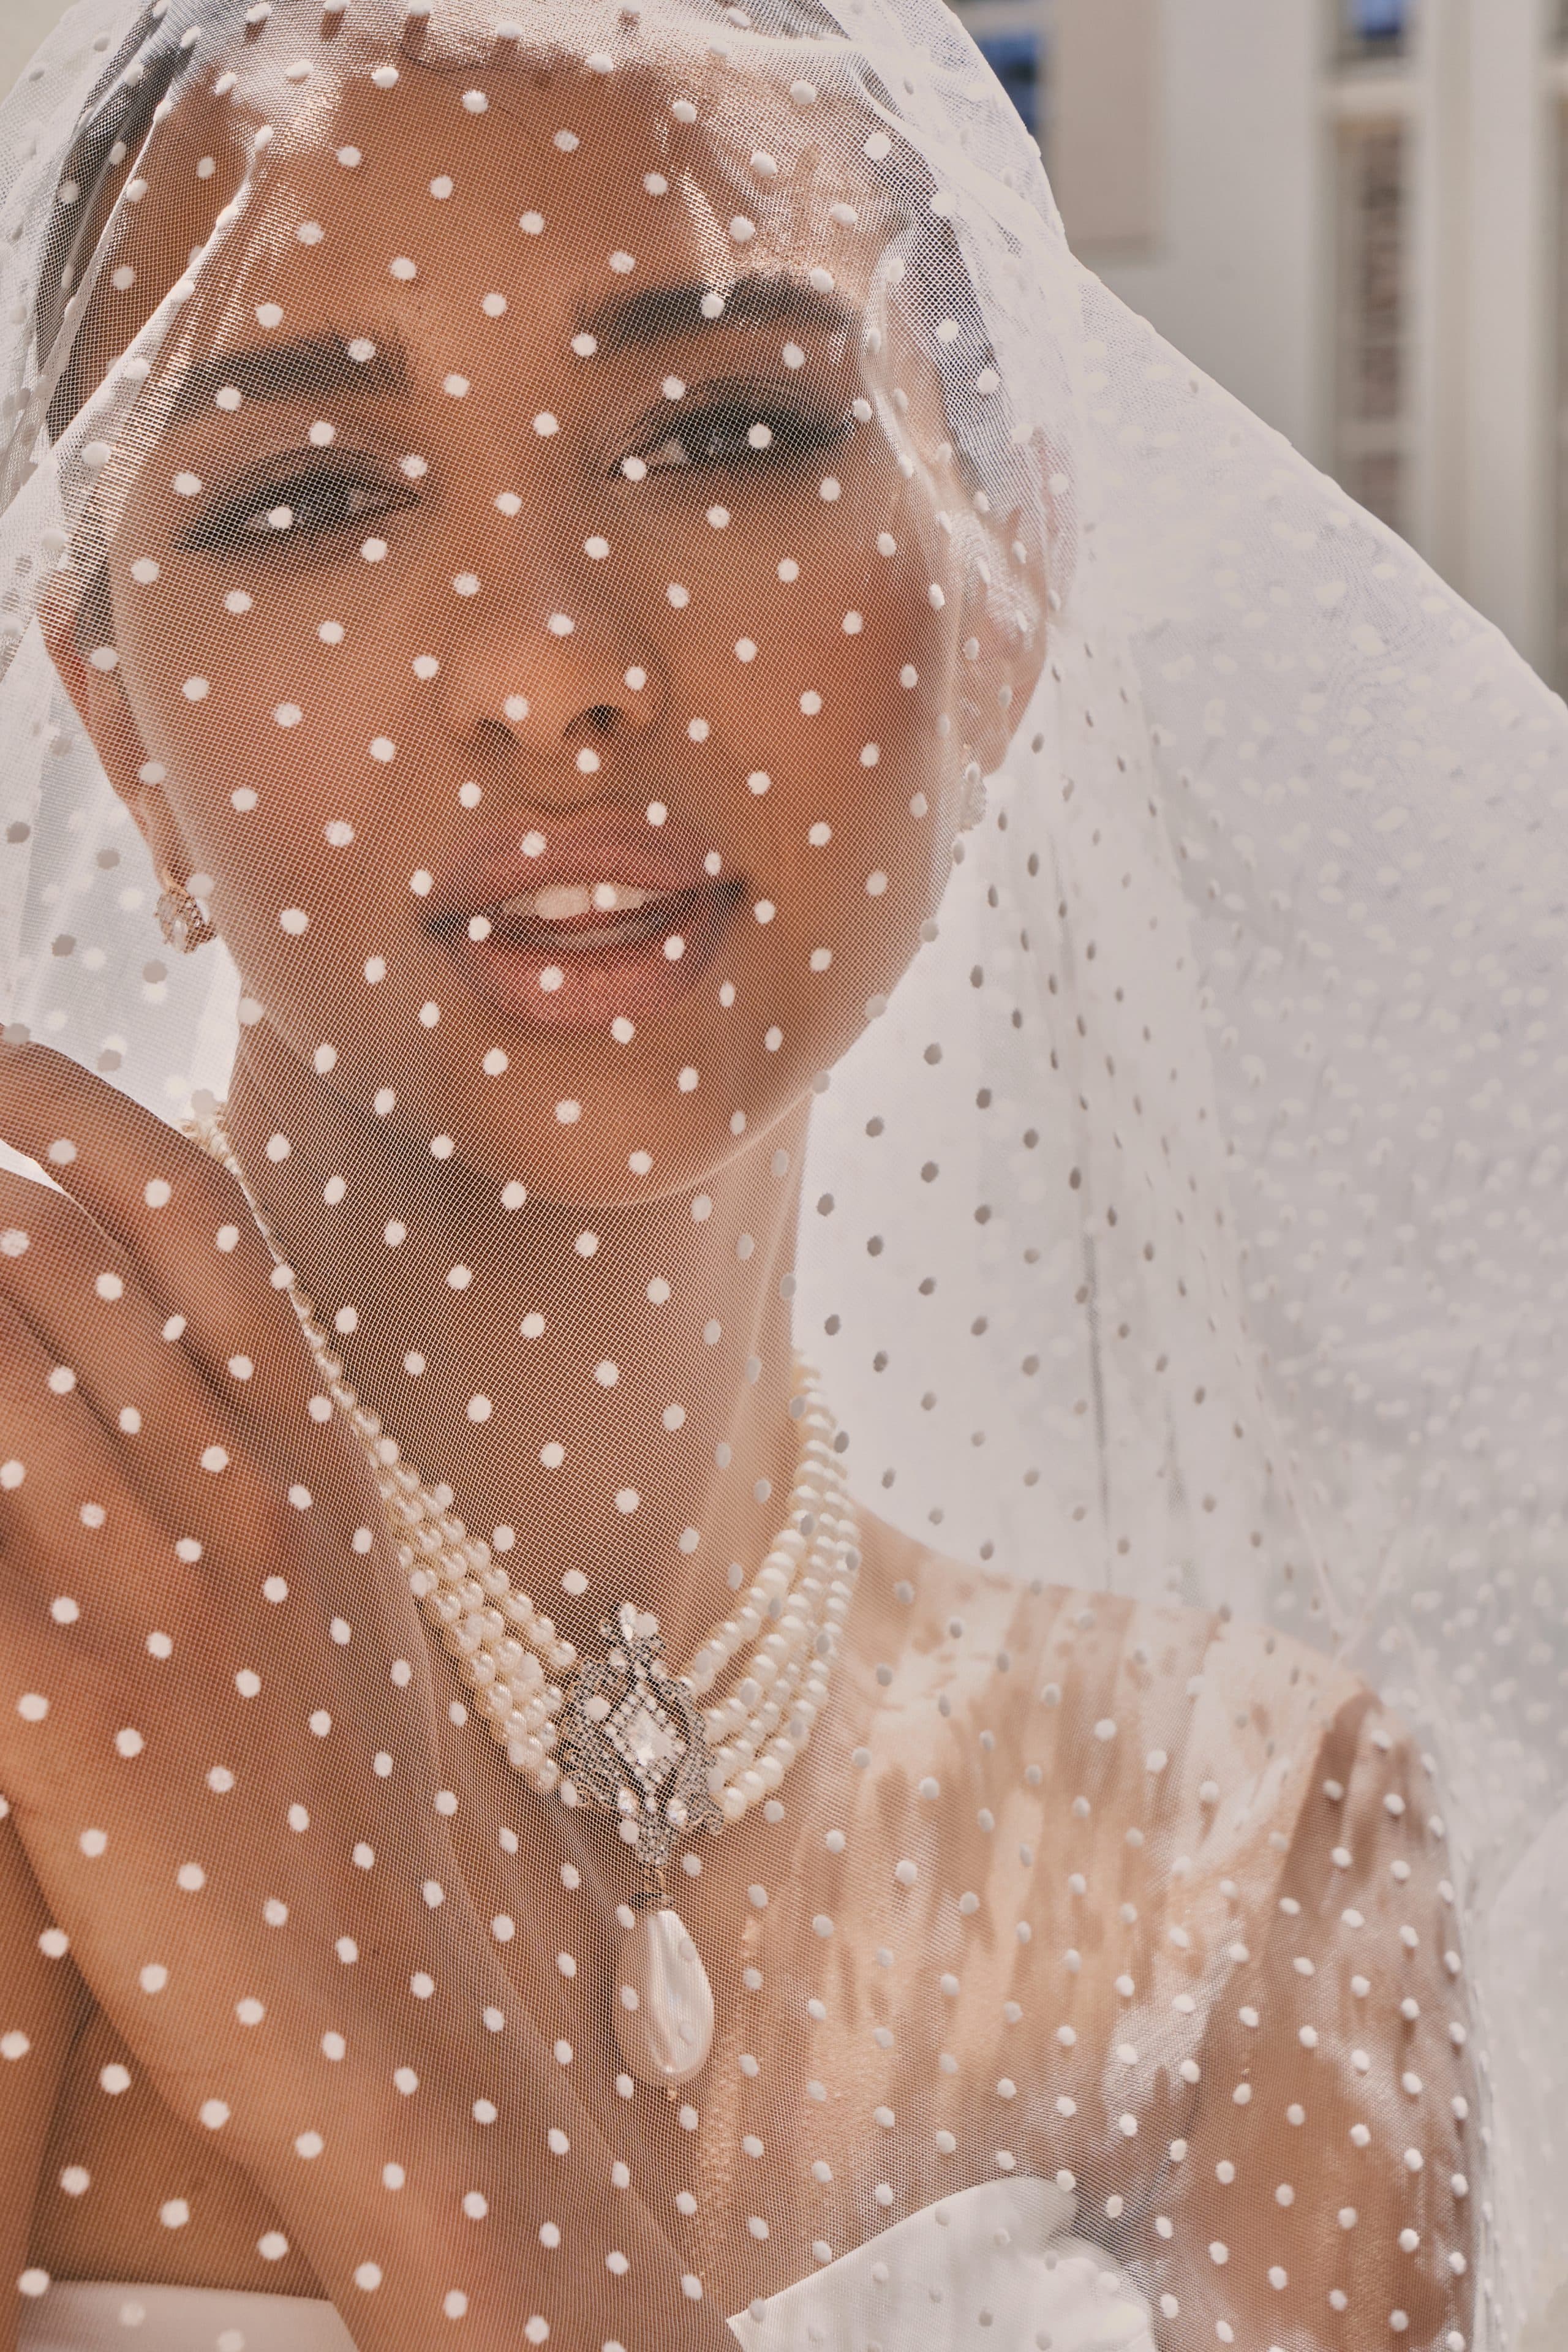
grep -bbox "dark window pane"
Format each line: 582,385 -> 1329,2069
973,26 -> 1042,137
1333,121 -> 1408,537
1339,0 -> 1406,58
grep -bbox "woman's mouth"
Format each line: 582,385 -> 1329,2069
424,813 -> 748,1031
483,878 -> 673,951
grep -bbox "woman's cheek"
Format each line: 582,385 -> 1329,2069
766,585 -> 955,936
127,673 -> 399,1044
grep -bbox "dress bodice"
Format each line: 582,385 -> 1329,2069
19,2181 -> 1154,2352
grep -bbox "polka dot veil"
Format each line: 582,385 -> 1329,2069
0,1 -> 1555,2347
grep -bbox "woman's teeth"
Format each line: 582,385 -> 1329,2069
496,881 -> 654,923
464,881 -> 668,944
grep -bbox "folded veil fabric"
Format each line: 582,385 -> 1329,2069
0,1 -> 1560,2346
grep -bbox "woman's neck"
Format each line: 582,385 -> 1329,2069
224,1026 -> 811,1667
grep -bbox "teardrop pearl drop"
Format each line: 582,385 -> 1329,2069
614,1905 -> 715,2088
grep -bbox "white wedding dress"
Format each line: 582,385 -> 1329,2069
20,2182 -> 1155,2352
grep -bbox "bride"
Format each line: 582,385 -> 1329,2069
0,0 -> 1512,2346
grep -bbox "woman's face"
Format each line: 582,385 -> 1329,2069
85,41 -> 1041,1204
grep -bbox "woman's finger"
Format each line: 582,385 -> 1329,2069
0,1161 -> 345,1524
0,1287 -> 207,1649
0,1041 -> 323,1415
0,1164 -> 198,1428
0,1167 -> 339,1562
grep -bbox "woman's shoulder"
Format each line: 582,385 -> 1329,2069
855,1506 -> 1365,1730
850,1510 -> 1413,1893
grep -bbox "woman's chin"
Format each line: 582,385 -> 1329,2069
356,1066 -> 816,1213
496,1093 -> 812,1211
244,980 -> 843,1207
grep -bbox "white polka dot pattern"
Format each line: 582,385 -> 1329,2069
0,0 -> 1538,2345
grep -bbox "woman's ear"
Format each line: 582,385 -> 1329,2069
39,566 -> 178,866
960,505 -> 1050,778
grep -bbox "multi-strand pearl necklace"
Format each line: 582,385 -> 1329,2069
193,1109 -> 860,2089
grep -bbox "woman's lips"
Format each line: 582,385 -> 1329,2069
423,808 -> 748,1031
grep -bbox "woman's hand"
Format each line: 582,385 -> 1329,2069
0,1045 -> 471,2143
0,1044 -> 731,2352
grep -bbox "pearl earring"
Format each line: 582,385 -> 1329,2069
155,869 -> 216,953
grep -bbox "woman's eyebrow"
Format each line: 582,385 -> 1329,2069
582,272 -> 858,354
165,330 -> 411,420
157,278 -> 851,422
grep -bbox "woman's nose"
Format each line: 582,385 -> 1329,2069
437,586 -> 666,778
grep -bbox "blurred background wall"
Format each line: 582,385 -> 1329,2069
957,0 -> 1565,687
6,0 -> 1567,686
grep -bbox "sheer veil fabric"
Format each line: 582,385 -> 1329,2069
0,1 -> 1557,2347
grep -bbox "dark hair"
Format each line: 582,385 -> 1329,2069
38,1 -> 211,440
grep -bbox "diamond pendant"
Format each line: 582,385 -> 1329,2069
555,1602 -> 723,1869
555,1604 -> 724,2089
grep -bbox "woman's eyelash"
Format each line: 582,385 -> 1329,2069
178,461 -> 419,552
633,398 -> 856,474
175,395 -> 853,555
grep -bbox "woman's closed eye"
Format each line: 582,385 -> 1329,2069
176,454 -> 421,552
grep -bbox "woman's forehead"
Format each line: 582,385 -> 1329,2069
178,55 -> 905,371
281,56 -> 886,254
144,57 -> 921,404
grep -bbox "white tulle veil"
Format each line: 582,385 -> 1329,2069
1,0 -> 1565,2340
